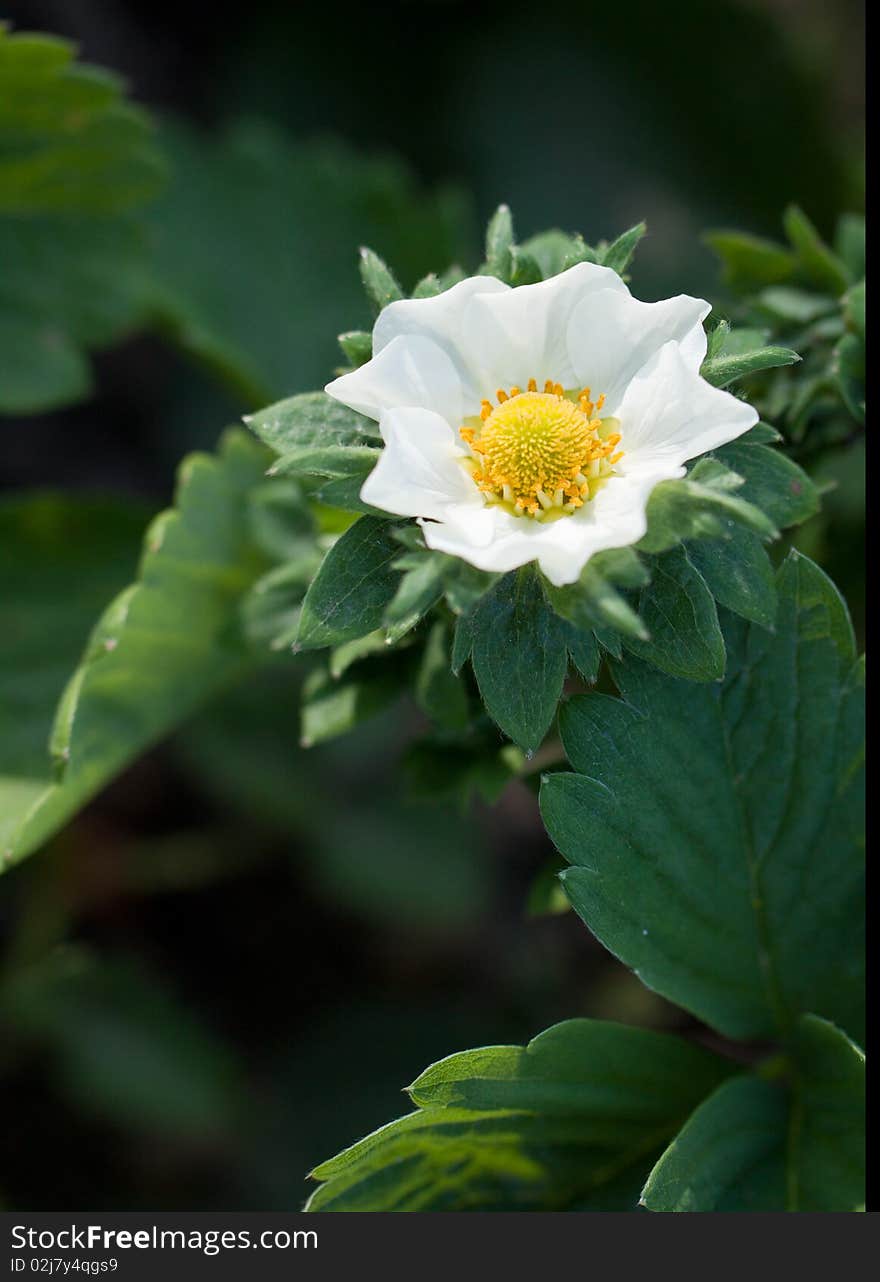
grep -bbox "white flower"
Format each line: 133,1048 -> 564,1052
325,263 -> 757,586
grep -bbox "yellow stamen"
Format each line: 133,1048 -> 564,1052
458,380 -> 624,521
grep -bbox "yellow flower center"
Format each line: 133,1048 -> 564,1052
459,380 -> 623,520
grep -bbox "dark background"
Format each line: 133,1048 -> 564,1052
0,0 -> 865,1210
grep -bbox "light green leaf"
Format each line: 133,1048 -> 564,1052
623,546 -> 725,681
0,27 -> 165,414
299,665 -> 403,748
0,27 -> 165,215
337,330 -> 372,366
383,552 -> 447,642
296,517 -> 402,651
518,230 -> 593,278
598,222 -> 646,275
248,391 -> 380,458
359,245 -> 404,313
783,205 -> 851,296
470,568 -> 568,751
1,430 -> 270,870
307,1019 -> 733,1211
701,345 -> 800,388
482,203 -> 514,281
704,230 -> 796,292
541,552 -> 864,1043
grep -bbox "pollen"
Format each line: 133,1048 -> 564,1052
459,384 -> 623,519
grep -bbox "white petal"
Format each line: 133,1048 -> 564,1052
420,466 -> 682,586
460,262 -> 629,402
617,341 -> 758,467
360,406 -> 481,521
373,273 -> 510,355
566,289 -> 710,413
326,334 -> 464,425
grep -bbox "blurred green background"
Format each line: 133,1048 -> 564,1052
0,0 -> 864,1209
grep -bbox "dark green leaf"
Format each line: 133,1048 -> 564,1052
541,552 -> 864,1042
307,1019 -> 732,1211
623,546 -> 725,681
642,1015 -> 864,1212
639,457 -> 778,555
711,441 -> 819,529
415,622 -> 470,732
296,517 -> 402,651
641,1076 -> 788,1211
564,624 -> 600,683
687,527 -> 777,629
142,120 -> 474,406
470,569 -> 568,751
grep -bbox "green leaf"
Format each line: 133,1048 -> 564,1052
541,552 -> 864,1042
306,1019 -> 733,1211
337,329 -> 373,366
0,28 -> 165,414
0,430 -> 270,870
641,1076 -> 788,1211
1,948 -> 240,1138
638,456 -> 778,555
701,345 -> 800,389
470,568 -> 568,751
686,527 -> 777,629
833,333 -> 865,425
415,621 -> 470,733
783,205 -> 851,296
834,214 -> 865,281
704,230 -> 796,292
299,665 -> 402,748
787,1015 -> 865,1211
482,203 -> 514,281
0,27 -> 165,215
842,281 -> 865,340
623,546 -> 725,681
545,557 -> 648,642
142,120 -> 474,405
641,1016 -> 864,1212
518,230 -> 592,278
598,222 -> 646,275
296,517 -> 402,651
383,552 -> 447,642
247,391 -> 380,458
359,245 -> 404,313
564,625 -> 600,683
711,441 -> 819,529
